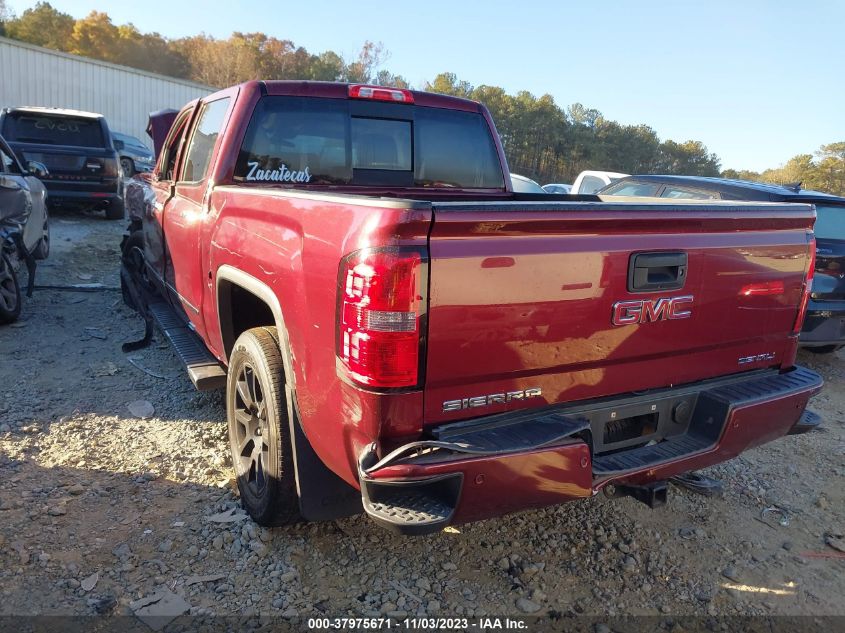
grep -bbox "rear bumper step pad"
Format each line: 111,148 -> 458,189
358,367 -> 821,534
359,412 -> 591,535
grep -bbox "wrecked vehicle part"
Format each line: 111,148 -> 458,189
120,229 -> 155,352
669,471 -> 724,497
9,231 -> 35,297
0,249 -> 21,323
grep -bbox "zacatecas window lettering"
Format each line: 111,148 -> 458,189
245,161 -> 312,183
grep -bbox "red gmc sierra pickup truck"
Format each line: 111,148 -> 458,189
122,81 -> 823,535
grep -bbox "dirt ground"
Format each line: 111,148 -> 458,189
0,211 -> 843,625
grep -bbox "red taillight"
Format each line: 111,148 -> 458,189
348,84 -> 414,104
337,248 -> 426,388
793,238 -> 816,335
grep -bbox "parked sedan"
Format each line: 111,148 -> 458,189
599,175 -> 845,353
0,133 -> 49,323
112,131 -> 155,176
543,183 -> 572,194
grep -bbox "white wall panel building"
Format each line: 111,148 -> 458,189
0,36 -> 214,146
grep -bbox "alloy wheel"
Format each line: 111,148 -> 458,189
0,257 -> 18,312
233,362 -> 270,497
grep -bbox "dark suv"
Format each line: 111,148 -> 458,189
599,175 -> 845,354
0,107 -> 124,219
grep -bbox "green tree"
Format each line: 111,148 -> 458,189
0,0 -> 12,36
309,51 -> 344,81
344,40 -> 386,84
4,2 -> 75,50
69,11 -> 120,62
656,140 -> 720,176
424,73 -> 474,98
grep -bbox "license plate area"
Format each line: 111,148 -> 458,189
590,394 -> 698,455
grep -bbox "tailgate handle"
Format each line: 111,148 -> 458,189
629,252 -> 688,292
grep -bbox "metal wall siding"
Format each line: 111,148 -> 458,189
0,37 -> 214,144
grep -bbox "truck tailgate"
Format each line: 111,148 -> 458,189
424,201 -> 815,423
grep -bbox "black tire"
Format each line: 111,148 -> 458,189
0,253 -> 22,324
105,197 -> 125,220
32,216 -> 50,260
805,344 -> 840,355
120,231 -> 153,310
226,326 -> 300,526
120,157 -> 135,178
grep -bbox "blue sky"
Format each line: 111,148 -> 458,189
7,0 -> 843,171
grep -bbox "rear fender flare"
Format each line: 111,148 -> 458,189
214,265 -> 361,520
215,264 -> 294,382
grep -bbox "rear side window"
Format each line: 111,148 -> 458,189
235,96 -> 504,189
814,205 -> 845,239
603,181 -> 660,197
661,186 -> 718,200
157,111 -> 192,182
181,97 -> 230,182
414,108 -> 502,188
2,113 -> 105,148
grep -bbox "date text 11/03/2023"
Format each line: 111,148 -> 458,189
306,617 -> 529,629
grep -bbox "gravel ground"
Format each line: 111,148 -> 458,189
0,212 -> 843,624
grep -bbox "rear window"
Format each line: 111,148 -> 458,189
2,113 -> 105,148
815,205 -> 845,239
235,96 -> 503,189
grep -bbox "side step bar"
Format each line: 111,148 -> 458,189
148,302 -> 227,391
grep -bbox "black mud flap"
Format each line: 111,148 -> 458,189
119,232 -> 155,352
119,262 -> 154,353
289,400 -> 362,522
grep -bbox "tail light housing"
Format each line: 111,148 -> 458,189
793,237 -> 816,335
337,248 -> 427,388
102,157 -> 119,178
348,84 -> 414,104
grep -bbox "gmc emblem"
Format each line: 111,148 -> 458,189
611,295 -> 693,326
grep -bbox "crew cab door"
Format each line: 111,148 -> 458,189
163,94 -> 233,334
146,105 -> 197,287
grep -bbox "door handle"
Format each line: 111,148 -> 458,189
628,251 -> 688,292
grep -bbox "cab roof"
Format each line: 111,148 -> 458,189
617,174 -> 845,203
5,106 -> 104,119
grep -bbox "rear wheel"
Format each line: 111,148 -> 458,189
120,158 -> 135,178
226,326 -> 300,526
0,253 -> 21,324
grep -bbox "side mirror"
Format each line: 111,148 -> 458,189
113,139 -> 125,151
27,161 -> 50,179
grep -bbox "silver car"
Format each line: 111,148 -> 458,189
0,133 -> 49,323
